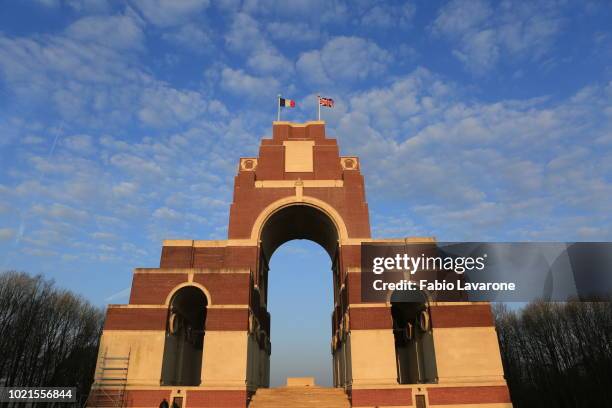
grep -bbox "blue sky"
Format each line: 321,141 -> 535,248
0,0 -> 611,386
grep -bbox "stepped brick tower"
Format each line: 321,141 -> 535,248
89,121 -> 512,408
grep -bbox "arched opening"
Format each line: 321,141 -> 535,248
267,240 -> 334,385
257,204 -> 341,308
251,204 -> 347,388
161,286 -> 207,386
391,291 -> 438,384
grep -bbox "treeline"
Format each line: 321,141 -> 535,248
494,301 -> 612,408
0,271 -> 104,407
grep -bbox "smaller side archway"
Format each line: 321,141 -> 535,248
161,285 -> 208,386
391,291 -> 438,384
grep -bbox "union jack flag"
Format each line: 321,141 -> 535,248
319,97 -> 334,107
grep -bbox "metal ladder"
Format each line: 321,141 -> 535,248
85,348 -> 130,407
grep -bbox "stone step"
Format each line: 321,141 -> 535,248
249,387 -> 350,408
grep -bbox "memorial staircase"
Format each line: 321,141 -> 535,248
249,386 -> 350,408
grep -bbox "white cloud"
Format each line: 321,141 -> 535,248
432,0 -> 492,36
359,2 -> 416,27
330,68 -> 612,240
266,22 -> 319,43
225,12 -> 292,75
132,0 -> 210,27
431,0 -> 565,74
62,134 -> 94,153
109,153 -> 163,178
297,36 -> 391,85
65,0 -> 110,13
0,228 -> 16,241
0,32 -> 144,125
65,14 -> 144,50
22,135 -> 45,145
162,24 -> 212,52
296,51 -> 331,85
32,203 -> 89,222
452,29 -> 500,73
0,36 -> 116,84
241,0 -> 349,23
112,181 -> 138,197
91,231 -> 117,240
247,44 -> 293,75
225,12 -> 261,52
152,206 -> 182,221
220,67 -> 280,98
32,0 -> 60,7
138,84 -> 210,128
22,247 -> 58,257
34,0 -> 110,11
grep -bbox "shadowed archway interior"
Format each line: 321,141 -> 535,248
255,204 -> 347,387
161,286 -> 208,386
260,204 -> 339,261
391,292 -> 438,385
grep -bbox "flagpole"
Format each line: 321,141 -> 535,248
317,94 -> 321,121
277,94 -> 281,121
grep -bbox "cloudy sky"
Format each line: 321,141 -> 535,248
0,0 -> 611,386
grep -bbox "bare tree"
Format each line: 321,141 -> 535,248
494,300 -> 612,408
0,271 -> 104,407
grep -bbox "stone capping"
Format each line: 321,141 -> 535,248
254,179 -> 344,188
360,237 -> 437,243
342,236 -> 437,249
272,120 -> 325,127
160,234 -> 432,249
107,304 -> 167,309
162,239 -> 256,247
90,385 -> 251,391
347,381 -> 508,390
348,303 -> 389,308
133,267 -> 252,274
106,303 -> 250,310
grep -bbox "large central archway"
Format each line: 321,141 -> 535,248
252,203 -> 349,387
257,204 -> 340,303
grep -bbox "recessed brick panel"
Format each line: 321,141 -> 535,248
160,246 -> 193,268
314,145 -> 342,179
430,304 -> 494,328
255,145 -> 284,180
186,390 -> 247,408
347,272 -> 362,304
228,188 -> 294,239
104,307 -> 166,331
124,390 -> 171,407
129,273 -> 188,304
428,385 -> 511,405
350,388 -> 412,407
192,246 -> 258,270
349,306 -> 392,330
341,245 -> 362,269
193,273 -> 250,305
206,308 -> 248,331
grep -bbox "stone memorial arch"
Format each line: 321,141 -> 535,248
89,121 -> 512,408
